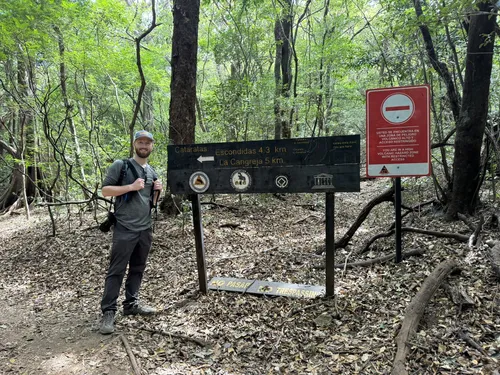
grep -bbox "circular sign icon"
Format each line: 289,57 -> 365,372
230,170 -> 251,192
189,171 -> 210,193
381,93 -> 415,124
275,175 -> 289,189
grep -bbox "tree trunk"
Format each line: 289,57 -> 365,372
312,0 -> 330,137
129,0 -> 159,156
169,0 -> 200,145
163,0 -> 200,215
0,51 -> 38,213
446,2 -> 496,219
413,0 -> 461,124
273,0 -> 292,140
142,87 -> 154,130
54,26 -> 90,199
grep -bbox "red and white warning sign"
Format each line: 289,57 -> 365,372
366,85 -> 430,178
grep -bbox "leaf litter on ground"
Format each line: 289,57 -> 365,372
0,179 -> 499,374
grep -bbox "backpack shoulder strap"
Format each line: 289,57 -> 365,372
148,164 -> 158,180
117,159 -> 127,186
119,159 -> 139,185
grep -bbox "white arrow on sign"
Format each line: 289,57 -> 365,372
197,155 -> 215,163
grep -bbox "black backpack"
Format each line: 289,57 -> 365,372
117,159 -> 139,203
99,159 -> 157,232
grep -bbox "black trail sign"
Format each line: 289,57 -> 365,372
167,135 -> 360,298
167,135 -> 360,194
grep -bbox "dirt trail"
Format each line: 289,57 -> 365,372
1,182 -> 499,374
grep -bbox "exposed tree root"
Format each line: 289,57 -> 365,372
392,259 -> 459,375
361,227 -> 469,253
315,186 -> 395,254
316,189 -> 439,255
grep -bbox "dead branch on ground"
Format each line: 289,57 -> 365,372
401,198 -> 435,213
443,282 -> 475,312
470,215 -> 484,247
458,213 -> 484,247
392,259 -> 459,375
457,329 -> 489,357
294,203 -> 320,211
201,201 -> 239,211
313,248 -> 425,270
360,229 -> 395,253
457,213 -> 476,231
141,327 -> 212,347
361,227 -> 469,254
219,222 -> 241,229
401,227 -> 469,242
294,214 -> 322,225
120,334 -> 141,375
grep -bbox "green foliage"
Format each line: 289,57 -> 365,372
0,0 -> 496,203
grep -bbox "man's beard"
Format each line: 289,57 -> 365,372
135,147 -> 152,158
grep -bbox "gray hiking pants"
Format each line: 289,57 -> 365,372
101,222 -> 152,313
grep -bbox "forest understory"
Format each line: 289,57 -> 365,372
0,179 -> 499,375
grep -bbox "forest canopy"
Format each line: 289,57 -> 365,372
0,0 -> 498,218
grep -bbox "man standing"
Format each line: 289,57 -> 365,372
99,130 -> 162,335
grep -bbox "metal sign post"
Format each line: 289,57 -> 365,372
168,136 -> 360,297
325,192 -> 335,296
190,194 -> 207,293
394,178 -> 402,263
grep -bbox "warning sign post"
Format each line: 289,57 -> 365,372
366,85 -> 430,178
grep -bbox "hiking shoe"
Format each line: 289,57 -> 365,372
123,303 -> 157,316
99,311 -> 115,335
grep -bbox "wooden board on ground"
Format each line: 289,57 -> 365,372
208,277 -> 325,298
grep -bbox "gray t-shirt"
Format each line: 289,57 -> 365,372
103,158 -> 156,231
